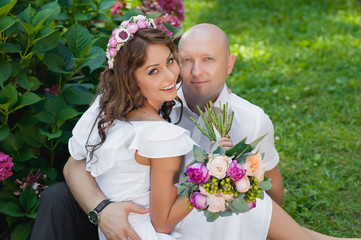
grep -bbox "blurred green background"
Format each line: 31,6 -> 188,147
182,0 -> 361,237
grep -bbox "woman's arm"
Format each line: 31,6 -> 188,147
147,155 -> 193,233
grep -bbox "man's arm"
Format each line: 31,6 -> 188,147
264,165 -> 283,206
63,156 -> 148,240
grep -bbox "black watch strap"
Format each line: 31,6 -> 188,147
88,199 -> 113,225
94,199 -> 113,213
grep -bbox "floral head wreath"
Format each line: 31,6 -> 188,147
106,15 -> 157,69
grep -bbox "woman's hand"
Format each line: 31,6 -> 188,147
210,135 -> 233,151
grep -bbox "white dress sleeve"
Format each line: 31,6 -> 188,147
68,95 -> 100,160
129,121 -> 195,158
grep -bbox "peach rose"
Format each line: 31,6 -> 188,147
254,163 -> 266,182
242,153 -> 262,176
206,155 -> 232,179
207,195 -> 226,213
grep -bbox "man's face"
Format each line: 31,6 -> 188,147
179,34 -> 233,107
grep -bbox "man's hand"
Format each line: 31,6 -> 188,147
98,201 -> 149,240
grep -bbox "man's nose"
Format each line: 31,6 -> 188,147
191,61 -> 202,77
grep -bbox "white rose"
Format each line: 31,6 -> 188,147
207,195 -> 226,213
206,155 -> 232,179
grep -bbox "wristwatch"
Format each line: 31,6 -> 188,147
88,199 -> 113,225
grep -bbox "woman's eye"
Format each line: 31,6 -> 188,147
149,69 -> 158,75
167,58 -> 175,65
205,57 -> 212,61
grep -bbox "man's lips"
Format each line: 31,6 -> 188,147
191,80 -> 208,85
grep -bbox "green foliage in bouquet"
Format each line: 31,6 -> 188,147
190,101 -> 234,141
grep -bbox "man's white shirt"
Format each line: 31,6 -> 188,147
171,84 -> 279,171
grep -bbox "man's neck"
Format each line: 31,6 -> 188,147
185,96 -> 218,115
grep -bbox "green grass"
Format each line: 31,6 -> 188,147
182,0 -> 361,237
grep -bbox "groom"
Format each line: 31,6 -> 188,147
30,23 -> 283,240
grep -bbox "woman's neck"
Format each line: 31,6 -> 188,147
125,103 -> 164,122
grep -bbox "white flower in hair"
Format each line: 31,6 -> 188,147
133,15 -> 146,21
113,28 -> 130,43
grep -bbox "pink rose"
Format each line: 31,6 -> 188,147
137,19 -> 147,29
207,195 -> 226,213
108,36 -> 118,48
206,155 -> 232,179
227,160 -> 246,181
189,192 -> 207,210
127,22 -> 138,34
235,175 -> 251,193
187,163 -> 210,184
248,201 -> 256,211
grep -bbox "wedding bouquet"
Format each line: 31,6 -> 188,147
176,101 -> 272,222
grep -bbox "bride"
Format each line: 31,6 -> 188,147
66,15 -> 359,240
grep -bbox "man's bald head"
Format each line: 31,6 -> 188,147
179,23 -> 230,56
177,23 -> 236,112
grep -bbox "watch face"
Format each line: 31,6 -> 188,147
88,210 -> 99,225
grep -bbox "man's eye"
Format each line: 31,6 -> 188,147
205,57 -> 212,61
183,58 -> 191,62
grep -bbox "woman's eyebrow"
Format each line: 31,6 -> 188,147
145,51 -> 172,70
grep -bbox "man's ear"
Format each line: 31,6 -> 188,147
227,54 -> 236,74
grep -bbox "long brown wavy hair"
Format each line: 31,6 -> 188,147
86,28 -> 182,161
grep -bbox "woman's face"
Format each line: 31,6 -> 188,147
134,43 -> 180,110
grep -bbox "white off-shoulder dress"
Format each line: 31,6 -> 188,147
68,99 -> 273,240
69,119 -> 194,240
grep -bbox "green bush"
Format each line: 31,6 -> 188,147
0,0 -> 184,239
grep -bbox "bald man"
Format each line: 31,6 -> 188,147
30,24 -> 283,240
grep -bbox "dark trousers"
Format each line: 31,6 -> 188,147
30,182 -> 99,240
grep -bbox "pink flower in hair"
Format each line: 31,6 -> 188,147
108,48 -> 117,57
114,29 -> 130,43
112,28 -> 118,36
108,37 -> 118,48
127,22 -> 138,34
137,19 -> 148,29
121,20 -> 129,27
